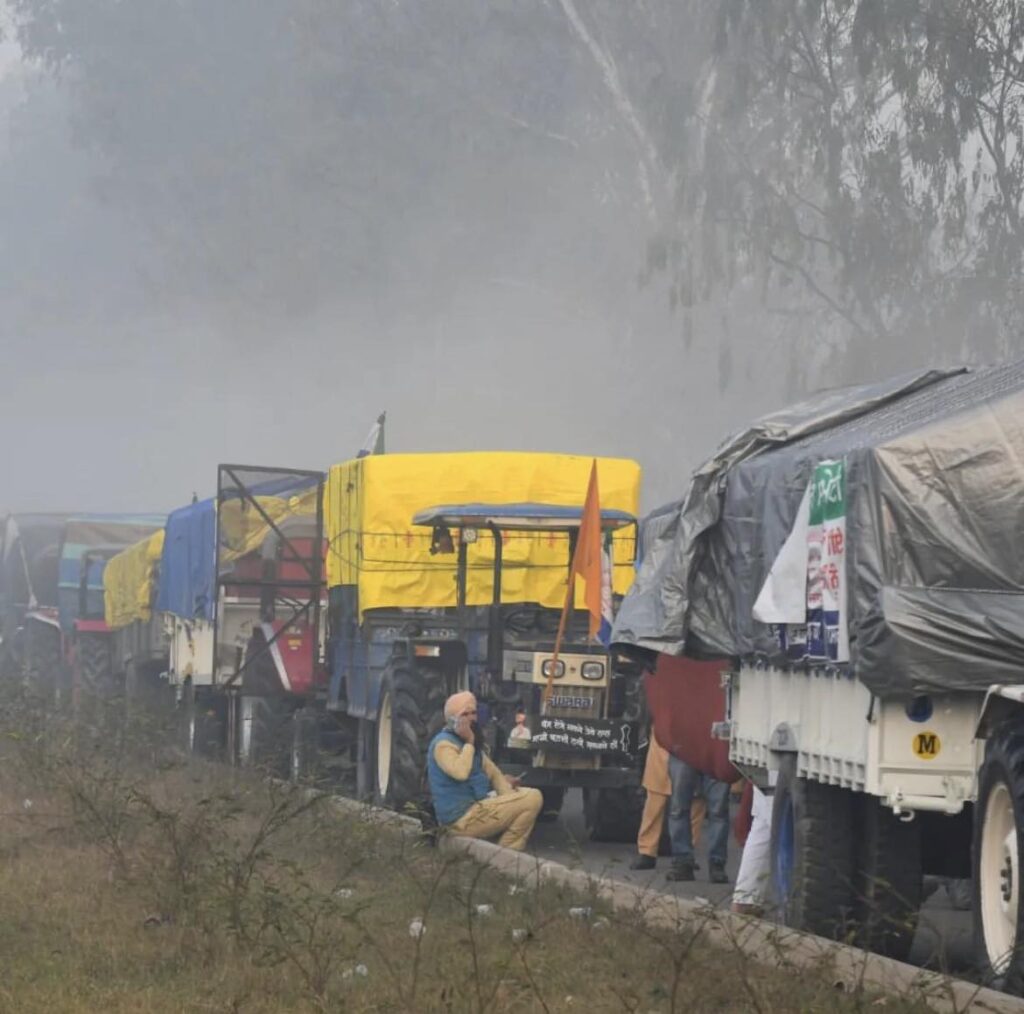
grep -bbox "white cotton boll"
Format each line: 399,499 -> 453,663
511,928 -> 528,943
475,904 -> 494,917
22,799 -> 33,811
408,918 -> 426,939
592,917 -> 610,930
568,907 -> 592,920
335,888 -> 354,898
355,964 -> 368,977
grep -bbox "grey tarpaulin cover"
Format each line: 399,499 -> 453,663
612,360 -> 1024,698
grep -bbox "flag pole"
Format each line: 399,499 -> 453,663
543,460 -> 600,705
543,560 -> 576,706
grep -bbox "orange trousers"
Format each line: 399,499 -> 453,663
637,791 -> 705,857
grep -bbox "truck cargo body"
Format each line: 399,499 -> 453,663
155,467 -> 327,768
729,665 -> 982,813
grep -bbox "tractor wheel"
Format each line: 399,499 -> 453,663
769,757 -> 857,939
26,621 -> 63,706
853,796 -> 922,961
584,786 -> 645,843
974,725 -> 1024,994
538,786 -> 565,823
76,634 -> 114,719
237,694 -> 293,775
371,663 -> 443,816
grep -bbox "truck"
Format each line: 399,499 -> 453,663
318,451 -> 646,839
611,360 -> 1024,990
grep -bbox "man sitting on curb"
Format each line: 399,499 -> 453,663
427,691 -> 543,852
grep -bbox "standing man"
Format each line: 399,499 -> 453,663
427,691 -> 544,852
667,755 -> 730,883
630,731 -> 705,870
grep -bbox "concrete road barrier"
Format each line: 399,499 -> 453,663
313,786 -> 1022,1012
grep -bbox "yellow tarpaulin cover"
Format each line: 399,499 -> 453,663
217,487 -> 319,564
325,452 -> 641,615
105,489 -> 320,630
103,529 -> 165,630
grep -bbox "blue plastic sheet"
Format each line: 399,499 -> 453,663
157,499 -> 217,621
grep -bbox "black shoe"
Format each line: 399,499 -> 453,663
629,854 -> 656,871
666,860 -> 695,882
709,862 -> 729,885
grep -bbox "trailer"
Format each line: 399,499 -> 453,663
612,361 -> 1024,989
319,451 -> 645,838
154,465 -> 327,768
104,528 -> 171,708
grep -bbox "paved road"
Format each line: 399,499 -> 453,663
529,789 -> 976,977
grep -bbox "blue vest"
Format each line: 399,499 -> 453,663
427,729 -> 492,825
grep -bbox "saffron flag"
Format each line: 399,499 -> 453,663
565,459 -> 614,645
544,460 -> 613,702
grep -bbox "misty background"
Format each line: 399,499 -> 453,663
2,1 -> 1022,515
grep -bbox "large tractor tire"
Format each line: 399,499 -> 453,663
853,796 -> 922,961
77,634 -> 113,695
237,694 -> 293,776
584,786 -> 645,843
368,662 -> 445,815
770,757 -> 857,939
974,725 -> 1024,994
26,621 -> 63,706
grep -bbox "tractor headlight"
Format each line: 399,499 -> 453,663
580,661 -> 605,681
541,659 -> 565,678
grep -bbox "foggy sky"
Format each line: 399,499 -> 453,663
0,3 -> 947,517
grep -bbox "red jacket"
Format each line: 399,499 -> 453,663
644,653 -> 739,785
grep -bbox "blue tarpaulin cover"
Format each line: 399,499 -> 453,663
157,499 -> 216,621
157,472 -> 322,622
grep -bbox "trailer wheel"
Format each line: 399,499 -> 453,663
853,796 -> 922,961
290,706 -> 318,783
770,758 -> 856,938
584,786 -> 644,843
372,663 -> 438,815
237,694 -> 293,775
179,684 -> 226,759
974,726 -> 1024,993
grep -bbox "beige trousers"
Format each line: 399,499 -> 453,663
449,787 -> 544,852
637,791 -> 706,858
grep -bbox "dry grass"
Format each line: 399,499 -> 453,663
0,684 -> 938,1013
